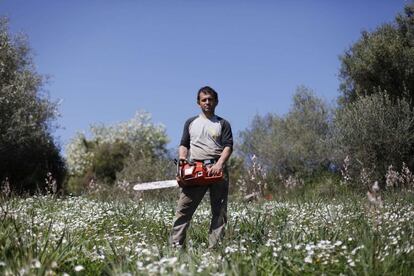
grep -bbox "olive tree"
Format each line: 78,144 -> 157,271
238,86 -> 333,181
0,18 -> 65,193
333,92 -> 414,185
339,3 -> 414,105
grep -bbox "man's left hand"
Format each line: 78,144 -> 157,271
207,162 -> 223,176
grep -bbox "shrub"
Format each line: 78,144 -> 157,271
65,111 -> 170,193
333,92 -> 414,184
238,86 -> 333,184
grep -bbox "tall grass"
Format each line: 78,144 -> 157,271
0,190 -> 413,275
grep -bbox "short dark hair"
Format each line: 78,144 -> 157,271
197,86 -> 218,103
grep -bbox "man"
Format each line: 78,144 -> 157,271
170,86 -> 233,249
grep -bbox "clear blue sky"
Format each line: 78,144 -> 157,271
0,0 -> 409,153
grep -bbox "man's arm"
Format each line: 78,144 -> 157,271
178,145 -> 188,160
208,118 -> 233,176
176,146 -> 189,185
208,146 -> 232,176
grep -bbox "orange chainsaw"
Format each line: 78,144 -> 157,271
175,159 -> 223,187
133,159 -> 223,191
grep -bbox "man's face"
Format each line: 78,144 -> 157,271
198,92 -> 218,114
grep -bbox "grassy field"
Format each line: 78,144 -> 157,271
0,191 -> 413,275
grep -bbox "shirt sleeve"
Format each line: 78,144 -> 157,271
221,119 -> 233,149
179,117 -> 196,148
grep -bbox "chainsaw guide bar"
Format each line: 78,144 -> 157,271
133,180 -> 178,191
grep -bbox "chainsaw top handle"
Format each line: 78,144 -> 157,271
174,158 -> 195,178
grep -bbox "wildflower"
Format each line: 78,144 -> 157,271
283,175 -> 304,190
305,244 -> 314,251
1,177 -> 11,197
367,181 -> 383,208
372,181 -> 380,192
385,165 -> 400,188
136,261 -> 144,269
74,265 -> 84,272
351,245 -> 364,255
224,245 -> 237,254
304,255 -> 313,263
159,257 -> 178,266
401,162 -> 414,188
31,259 -> 41,269
340,156 -> 352,185
347,259 -> 356,267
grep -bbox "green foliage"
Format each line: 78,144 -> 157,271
282,171 -> 346,201
333,92 -> 414,184
93,141 -> 129,184
226,156 -> 245,194
117,150 -> 174,184
238,86 -> 333,181
339,2 -> 414,104
65,111 -> 171,193
0,18 -> 65,193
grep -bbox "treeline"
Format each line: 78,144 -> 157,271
1,3 -> 414,195
238,3 -> 414,192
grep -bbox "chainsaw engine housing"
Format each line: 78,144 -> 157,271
178,160 -> 223,186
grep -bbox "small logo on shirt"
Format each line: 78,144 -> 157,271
208,127 -> 218,140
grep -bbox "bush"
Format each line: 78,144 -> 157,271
65,111 -> 171,194
333,92 -> 414,185
93,141 -> 130,184
238,86 -> 333,185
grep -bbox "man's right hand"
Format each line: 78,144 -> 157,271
176,175 -> 186,187
176,157 -> 188,187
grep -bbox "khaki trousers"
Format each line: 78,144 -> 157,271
169,174 -> 229,248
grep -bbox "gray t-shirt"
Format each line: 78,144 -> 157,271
180,114 -> 233,160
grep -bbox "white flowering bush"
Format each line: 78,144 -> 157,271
65,111 -> 170,193
65,133 -> 94,176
